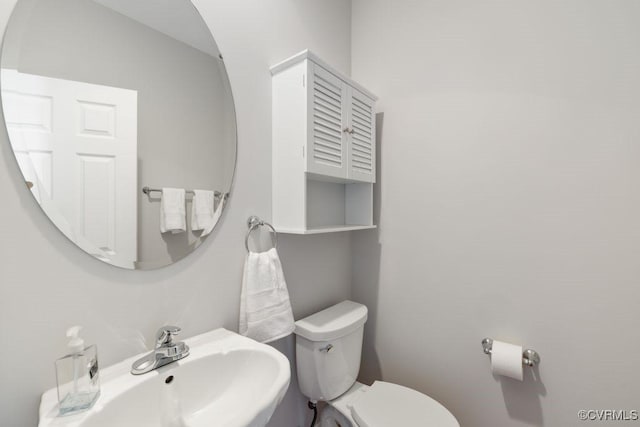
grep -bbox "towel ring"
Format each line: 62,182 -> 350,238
245,216 -> 278,253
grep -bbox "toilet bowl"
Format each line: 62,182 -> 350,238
319,381 -> 458,427
295,301 -> 459,427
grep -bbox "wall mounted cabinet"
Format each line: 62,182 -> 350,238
271,50 -> 378,234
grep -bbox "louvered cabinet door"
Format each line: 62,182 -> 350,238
347,88 -> 376,182
307,64 -> 348,179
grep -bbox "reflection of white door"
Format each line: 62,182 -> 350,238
2,69 -> 138,268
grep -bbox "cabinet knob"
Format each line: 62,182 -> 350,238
343,127 -> 355,135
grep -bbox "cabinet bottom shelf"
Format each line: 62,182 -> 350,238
275,225 -> 377,235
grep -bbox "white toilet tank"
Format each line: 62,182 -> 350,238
294,301 -> 368,402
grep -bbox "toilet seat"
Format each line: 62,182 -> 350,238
349,381 -> 459,427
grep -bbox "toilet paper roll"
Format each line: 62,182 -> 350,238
490,340 -> 523,381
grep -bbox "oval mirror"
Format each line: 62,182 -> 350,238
1,0 -> 237,269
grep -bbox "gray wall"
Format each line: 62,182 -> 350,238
351,0 -> 640,426
4,0 -> 234,267
0,0 -> 352,426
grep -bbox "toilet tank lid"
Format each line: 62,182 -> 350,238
295,300 -> 368,341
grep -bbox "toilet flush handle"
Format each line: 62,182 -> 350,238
319,344 -> 333,353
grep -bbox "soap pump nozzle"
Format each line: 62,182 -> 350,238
66,326 -> 85,354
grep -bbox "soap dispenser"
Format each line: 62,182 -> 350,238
55,326 -> 100,415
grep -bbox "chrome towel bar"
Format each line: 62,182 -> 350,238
245,216 -> 278,253
142,186 -> 224,199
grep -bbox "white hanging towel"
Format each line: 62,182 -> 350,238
239,248 -> 295,343
160,188 -> 186,234
191,190 -> 215,236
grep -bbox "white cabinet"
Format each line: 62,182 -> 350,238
271,50 -> 378,234
307,63 -> 376,182
347,87 -> 376,182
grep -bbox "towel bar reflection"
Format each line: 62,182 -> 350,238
142,186 -> 224,199
481,338 -> 540,367
245,216 -> 278,253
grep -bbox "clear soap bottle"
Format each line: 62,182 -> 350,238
55,326 -> 100,415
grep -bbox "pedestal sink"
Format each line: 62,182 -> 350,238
38,329 -> 291,427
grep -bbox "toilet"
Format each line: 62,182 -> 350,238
294,300 -> 459,427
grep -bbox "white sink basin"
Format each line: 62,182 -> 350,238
39,329 -> 290,427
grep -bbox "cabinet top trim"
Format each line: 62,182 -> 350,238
270,49 -> 378,101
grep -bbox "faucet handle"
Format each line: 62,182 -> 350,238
155,325 -> 181,347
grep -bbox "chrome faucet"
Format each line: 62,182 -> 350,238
131,326 -> 190,375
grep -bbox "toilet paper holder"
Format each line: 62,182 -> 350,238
481,338 -> 540,367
